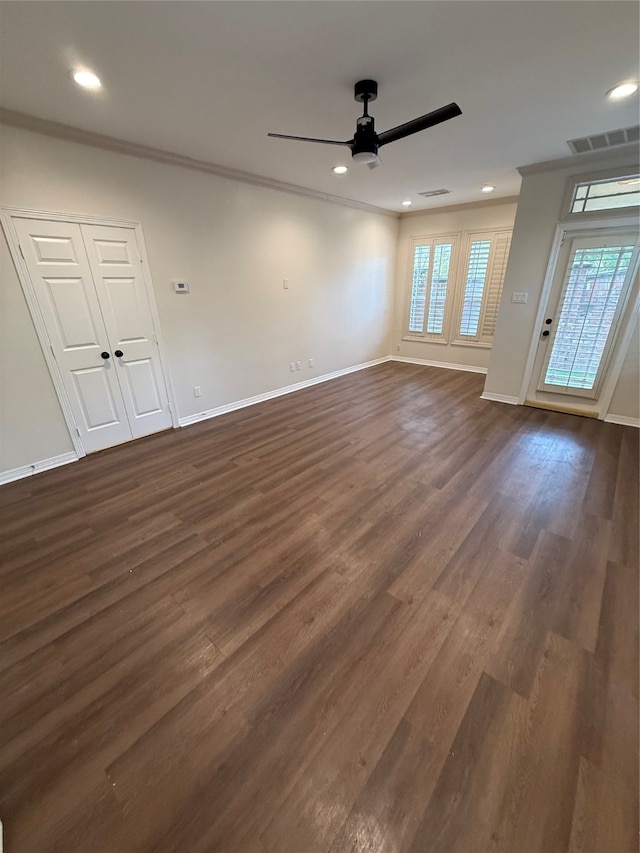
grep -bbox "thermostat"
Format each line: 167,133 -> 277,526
173,280 -> 190,293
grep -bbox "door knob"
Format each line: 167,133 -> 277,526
542,330 -> 550,337
114,350 -> 124,358
100,351 -> 110,359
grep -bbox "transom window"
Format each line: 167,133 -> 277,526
570,174 -> 640,214
564,170 -> 640,219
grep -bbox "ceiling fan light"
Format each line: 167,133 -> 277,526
607,82 -> 638,101
352,150 -> 378,164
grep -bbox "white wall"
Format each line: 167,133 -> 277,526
392,200 -> 518,370
485,149 -> 639,421
608,322 -> 640,422
0,125 -> 398,474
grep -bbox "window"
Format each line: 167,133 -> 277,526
405,228 -> 512,347
454,230 -> 512,345
406,236 -> 456,340
563,170 -> 640,219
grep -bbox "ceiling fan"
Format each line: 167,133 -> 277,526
268,80 -> 462,166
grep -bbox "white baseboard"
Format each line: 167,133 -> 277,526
392,355 -> 487,374
178,356 -> 393,428
603,413 -> 640,428
0,451 -> 78,486
480,391 -> 520,405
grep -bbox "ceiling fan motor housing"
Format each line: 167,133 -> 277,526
352,116 -> 379,162
354,79 -> 378,103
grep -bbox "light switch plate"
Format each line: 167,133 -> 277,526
511,292 -> 528,303
173,280 -> 189,293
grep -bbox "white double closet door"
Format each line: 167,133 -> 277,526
15,217 -> 172,453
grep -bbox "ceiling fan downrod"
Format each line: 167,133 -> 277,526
352,80 -> 379,163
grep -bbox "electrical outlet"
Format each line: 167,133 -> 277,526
194,385 -> 202,397
290,362 -> 296,372
308,358 -> 314,368
296,361 -> 301,371
283,278 -> 289,290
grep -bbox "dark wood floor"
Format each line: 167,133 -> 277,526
0,362 -> 638,853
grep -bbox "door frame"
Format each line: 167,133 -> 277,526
517,213 -> 640,419
1,206 -> 180,458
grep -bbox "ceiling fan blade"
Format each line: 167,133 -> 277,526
267,132 -> 352,147
377,103 -> 462,147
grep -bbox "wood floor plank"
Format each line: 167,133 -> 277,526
0,362 -> 637,852
485,529 -> 578,697
260,590 -> 457,853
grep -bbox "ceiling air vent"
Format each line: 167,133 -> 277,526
418,188 -> 451,198
567,125 -> 639,154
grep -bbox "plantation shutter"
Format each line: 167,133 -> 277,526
456,230 -> 513,344
407,237 -> 455,339
408,245 -> 431,333
480,232 -> 511,338
459,240 -> 491,337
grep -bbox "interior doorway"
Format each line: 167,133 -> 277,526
3,210 -> 176,455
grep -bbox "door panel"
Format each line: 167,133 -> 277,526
81,224 -> 172,438
121,358 -> 163,416
31,234 -> 79,264
92,237 -> 132,266
14,218 -> 132,452
101,277 -> 147,343
44,277 -> 102,350
72,366 -> 123,429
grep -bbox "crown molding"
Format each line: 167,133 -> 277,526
0,108 -> 398,219
400,194 -> 520,218
517,143 -> 639,176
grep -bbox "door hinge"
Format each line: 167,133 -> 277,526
75,427 -> 81,438
50,344 -> 57,360
19,244 -> 25,259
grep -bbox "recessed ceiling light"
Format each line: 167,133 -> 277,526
607,82 -> 638,101
401,200 -> 412,207
332,165 -> 348,175
72,69 -> 102,90
481,185 -> 495,193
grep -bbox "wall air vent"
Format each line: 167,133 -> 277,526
418,188 -> 451,198
567,125 -> 639,154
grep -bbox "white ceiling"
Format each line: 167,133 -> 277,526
0,1 -> 638,213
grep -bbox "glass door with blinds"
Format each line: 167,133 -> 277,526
527,227 -> 639,412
